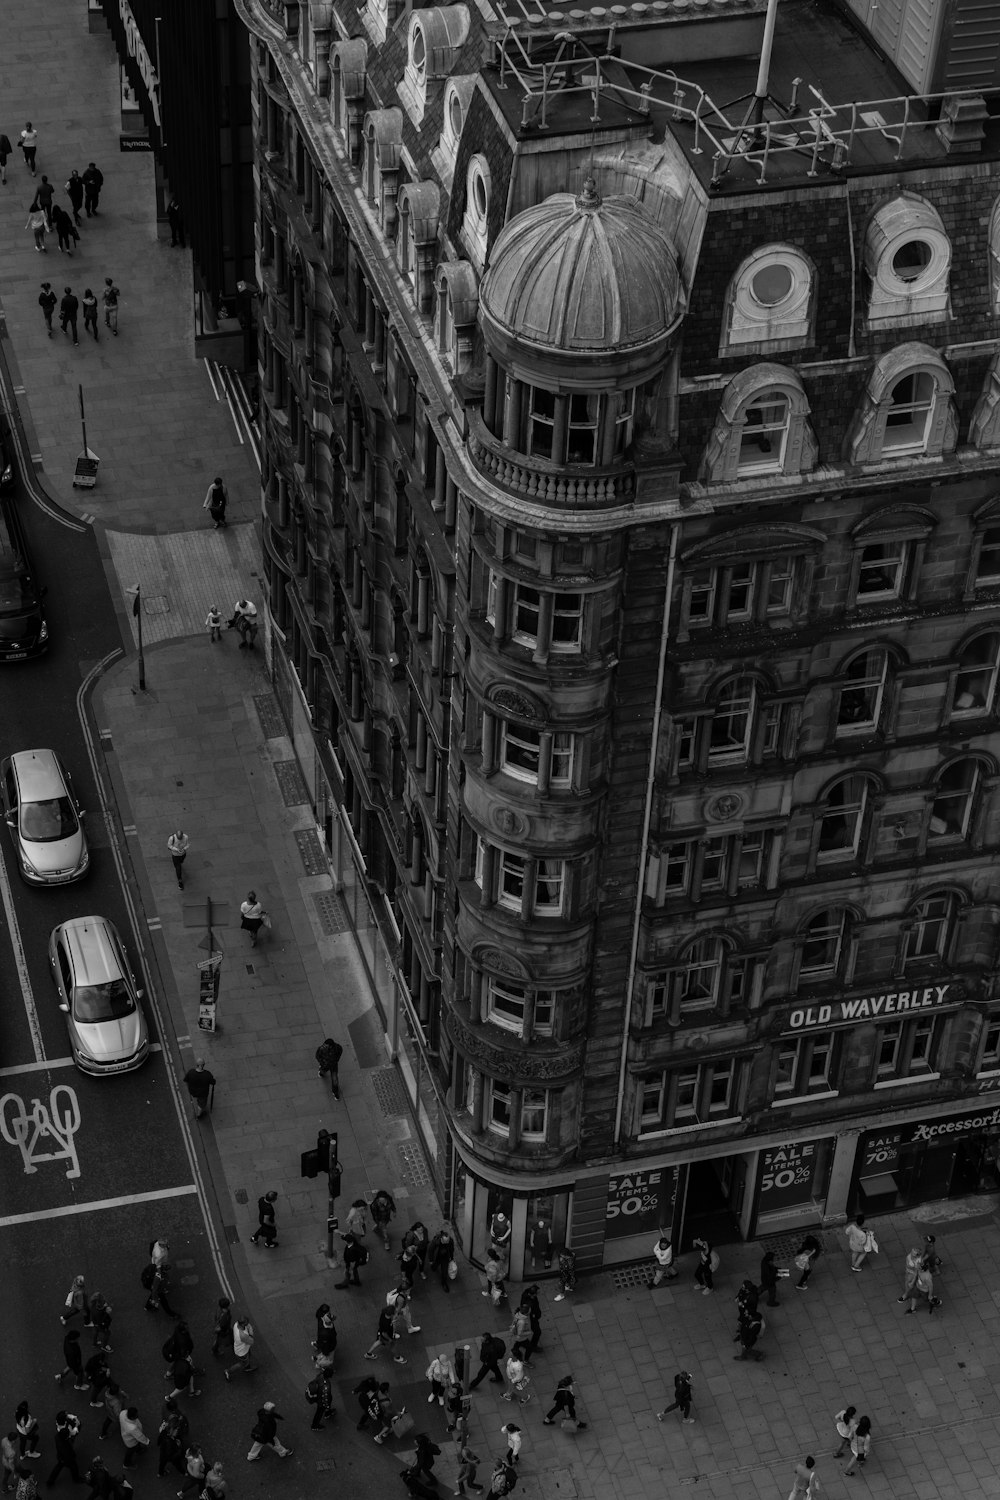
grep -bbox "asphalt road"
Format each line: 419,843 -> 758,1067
0,431 -> 333,1495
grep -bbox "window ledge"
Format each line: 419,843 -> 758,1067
976,1067 -> 1000,1079
874,1071 -> 940,1090
773,1090 -> 839,1105
639,1115 -> 741,1140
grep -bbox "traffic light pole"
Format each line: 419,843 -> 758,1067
302,1127 -> 341,1264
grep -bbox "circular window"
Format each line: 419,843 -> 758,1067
448,90 -> 463,142
473,168 -> 489,221
750,262 -> 793,307
891,239 -> 932,282
411,27 -> 426,77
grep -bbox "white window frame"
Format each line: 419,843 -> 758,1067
638,1060 -> 742,1136
773,1032 -> 838,1100
497,849 -> 527,912
929,760 -> 981,841
882,370 -> 936,455
855,539 -> 910,601
817,776 -> 869,864
874,1017 -> 940,1085
902,892 -> 955,966
952,634 -> 1000,717
461,154 -> 491,272
847,344 -> 957,465
974,525 -> 1000,587
737,389 -> 790,475
486,1077 -> 512,1134
520,1089 -> 548,1141
977,1017 -> 1000,1076
799,909 -> 849,979
707,677 -> 757,766
722,244 -> 813,352
837,648 -> 890,733
864,196 -> 952,327
484,976 -> 556,1039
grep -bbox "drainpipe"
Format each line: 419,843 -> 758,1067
613,521 -> 679,1146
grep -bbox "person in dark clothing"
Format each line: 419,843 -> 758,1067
35,176 -> 54,228
55,1329 -> 87,1389
352,1376 -> 381,1431
155,1403 -> 188,1478
183,1060 -> 216,1119
468,1332 -> 506,1390
82,288 -> 99,341
83,1459 -> 115,1500
38,282 -> 57,336
166,198 -> 185,247
90,1293 -> 113,1353
144,1263 -> 180,1318
211,1299 -> 232,1357
370,1190 -> 397,1251
403,1222 -> 429,1276
51,204 -> 77,254
163,1324 -> 195,1367
82,164 -> 103,216
409,1435 -> 440,1482
250,1191 -> 279,1248
315,1038 -> 343,1097
306,1359 -> 335,1430
543,1375 -> 586,1429
65,172 -> 84,224
84,1351 -> 111,1404
246,1403 -> 292,1461
46,1411 -> 82,1485
428,1225 -> 455,1291
758,1251 -> 780,1308
334,1237 -> 368,1289
657,1370 -> 694,1424
312,1305 -> 337,1357
520,1286 -> 543,1360
795,1234 -> 822,1291
59,287 -> 79,346
734,1306 -> 764,1361
735,1279 -> 759,1320
98,1383 -> 126,1441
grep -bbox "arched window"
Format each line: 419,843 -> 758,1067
647,934 -> 749,1023
928,759 -> 983,841
817,774 -> 874,864
849,505 -> 934,606
721,243 -> 814,353
864,195 -> 951,327
836,648 -> 891,734
952,633 -> 1000,717
700,364 -> 818,484
799,908 -> 854,981
902,891 -> 958,966
708,676 -> 757,765
673,673 -> 783,774
847,344 -> 957,465
460,153 -> 491,271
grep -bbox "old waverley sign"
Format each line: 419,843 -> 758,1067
787,982 -> 955,1033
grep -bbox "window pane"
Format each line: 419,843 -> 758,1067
662,843 -> 693,894
910,1019 -> 935,1070
533,992 -> 555,1036
903,894 -> 952,964
708,1060 -> 735,1112
981,1021 -> 1000,1068
818,776 -> 866,861
513,585 -> 540,645
689,569 -> 716,623
534,859 -> 564,915
738,391 -> 788,472
883,372 -> 934,453
809,1036 -> 833,1086
550,732 -> 575,787
954,634 -> 1000,714
501,722 -> 541,781
877,1023 -> 902,1076
930,760 -> 978,839
738,832 -> 766,886
774,1043 -> 798,1091
528,387 -> 555,459
766,559 -> 795,615
678,938 -> 722,1008
498,852 -> 525,909
567,393 -> 599,464
674,1071 -> 698,1119
700,836 -> 727,890
551,593 -> 583,651
640,1076 -> 665,1127
488,1080 -> 512,1131
487,978 -> 527,1032
724,563 -> 755,620
976,528 -> 1000,584
709,678 -> 754,764
857,541 -> 906,599
521,1089 -> 547,1138
801,910 -> 845,975
838,650 -> 887,730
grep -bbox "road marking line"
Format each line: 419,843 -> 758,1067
0,1182 -> 198,1228
0,1043 -> 162,1079
0,848 -> 45,1063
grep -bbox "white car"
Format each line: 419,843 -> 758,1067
49,916 -> 149,1075
1,748 -> 88,884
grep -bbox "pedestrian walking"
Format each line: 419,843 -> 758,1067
312,1304 -> 337,1358
736,1277 -> 759,1320
182,1058 -> 215,1119
142,1255 -> 180,1318
203,477 -> 228,529
155,1403 -> 187,1477
61,1276 -> 92,1328
0,134 -> 11,185
246,1403 -> 292,1463
386,1286 -> 421,1335
528,1218 -> 553,1271
345,1198 -> 369,1241
759,1250 -> 780,1307
445,1381 -> 470,1441
84,1352 -> 111,1406
843,1416 -> 871,1477
543,1374 -> 586,1429
649,1232 -> 678,1287
167,830 -> 190,888
38,282 -> 56,336
51,205 -> 77,254
46,1413 -> 82,1487
19,124 -> 38,175
657,1370 -> 694,1424
428,1224 -> 456,1292
176,1446 -> 205,1496
14,1470 -> 36,1500
82,1458 -> 113,1500
14,1406 -> 40,1461
507,1306 -> 531,1362
352,1377 -> 383,1431
483,1249 -> 507,1306
205,606 -> 222,642
410,1435 -> 441,1482
306,1358 -> 335,1430
1,1432 -> 16,1494
554,1246 -> 576,1301
794,1234 -> 822,1290
102,279 -> 119,335
65,172 -> 84,224
370,1188 -> 397,1250
398,1237 -> 422,1292
55,1329 -> 88,1389
897,1245 -> 924,1303
788,1455 -> 819,1499
520,1285 -> 543,1359
89,1293 -> 113,1352
904,1259 -> 941,1316
82,289 -> 99,341
250,1190 -> 279,1248
165,1354 -> 201,1402
488,1459 -> 517,1499
454,1441 -> 483,1496
59,289 -> 79,346
403,1221 -> 430,1277
363,1304 -> 407,1364
469,1331 -> 506,1390
425,1355 -> 455,1407
211,1299 -> 232,1357
733,1306 -> 764,1362
82,164 -> 104,216
501,1355 -> 531,1406
239,892 -> 266,947
202,1461 -> 226,1500
922,1235 -> 943,1276
26,206 -> 47,252
167,198 -> 185,247
315,1037 -> 343,1096
225,1316 -> 257,1379
845,1214 -> 873,1271
499,1425 -> 521,1465
35,176 -> 54,228
98,1383 -> 126,1440
693,1238 -> 716,1294
119,1409 -> 149,1469
334,1235 -> 369,1288
833,1406 -> 858,1459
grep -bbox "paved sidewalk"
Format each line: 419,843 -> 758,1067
1,4 -> 1000,1500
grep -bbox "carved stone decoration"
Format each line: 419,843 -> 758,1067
473,946 -> 530,979
446,1010 -> 583,1082
486,684 -> 545,722
493,805 -> 527,838
705,791 -> 744,823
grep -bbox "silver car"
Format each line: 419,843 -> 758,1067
49,916 -> 149,1075
1,748 -> 89,884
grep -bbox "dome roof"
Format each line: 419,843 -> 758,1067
480,179 -> 683,361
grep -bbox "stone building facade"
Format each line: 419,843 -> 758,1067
235,0 -> 1000,1274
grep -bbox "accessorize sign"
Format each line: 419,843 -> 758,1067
787,983 -> 952,1033
862,1104 -> 1000,1170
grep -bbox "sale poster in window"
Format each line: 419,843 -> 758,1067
757,1141 -> 823,1212
605,1166 -> 678,1240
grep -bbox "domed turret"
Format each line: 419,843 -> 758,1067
480,178 -> 683,379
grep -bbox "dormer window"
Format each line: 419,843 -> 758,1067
721,244 -> 814,354
864,195 -> 951,327
700,364 -> 818,484
461,154 -> 490,271
847,344 -> 957,465
432,76 -> 474,189
398,6 -> 471,127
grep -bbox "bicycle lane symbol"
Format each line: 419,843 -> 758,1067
0,1087 -> 82,1179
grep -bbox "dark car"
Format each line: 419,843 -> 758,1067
0,491 -> 48,660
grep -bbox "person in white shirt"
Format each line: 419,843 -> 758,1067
19,123 -> 38,175
649,1233 -> 678,1287
167,830 -> 189,889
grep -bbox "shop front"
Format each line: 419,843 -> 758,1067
850,1101 -> 1000,1215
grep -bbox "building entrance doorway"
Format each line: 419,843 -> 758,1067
679,1157 -> 744,1251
